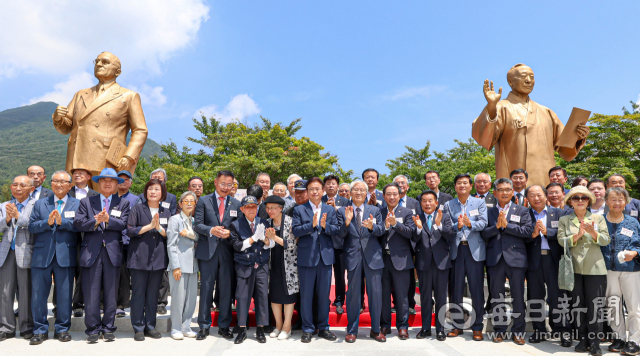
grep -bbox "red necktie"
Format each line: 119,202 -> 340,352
218,197 -> 225,218
250,222 -> 255,233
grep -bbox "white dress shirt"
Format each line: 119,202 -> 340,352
75,185 -> 89,200
351,202 -> 366,225
533,207 -> 550,250
417,211 -> 442,235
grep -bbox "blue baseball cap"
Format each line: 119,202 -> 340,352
294,179 -> 307,190
117,170 -> 133,179
241,195 -> 259,206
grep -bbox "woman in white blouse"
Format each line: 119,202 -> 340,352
167,191 -> 199,340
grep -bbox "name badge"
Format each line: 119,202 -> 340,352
161,202 -> 170,209
110,210 -> 121,217
551,221 -> 559,228
631,210 -> 638,217
64,211 -> 75,218
510,215 -> 521,223
372,218 -> 377,224
439,205 -> 444,210
411,209 -> 416,214
396,217 -> 403,224
230,210 -> 238,217
469,209 -> 479,217
486,204 -> 494,208
159,218 -> 168,225
621,228 -> 634,237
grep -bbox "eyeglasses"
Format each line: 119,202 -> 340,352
51,180 -> 71,185
10,183 -> 32,188
218,183 -> 234,188
308,188 -> 323,193
93,58 -> 113,66
571,196 -> 590,202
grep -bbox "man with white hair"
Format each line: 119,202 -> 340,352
286,174 -> 302,201
472,173 -> 497,209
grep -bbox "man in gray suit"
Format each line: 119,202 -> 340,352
0,175 -> 36,341
27,166 -> 53,200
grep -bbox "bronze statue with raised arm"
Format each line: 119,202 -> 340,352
52,52 -> 148,178
472,64 -> 589,187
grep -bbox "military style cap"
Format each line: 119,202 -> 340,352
294,179 -> 307,190
241,195 -> 259,206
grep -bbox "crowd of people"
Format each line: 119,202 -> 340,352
1,164 -> 640,356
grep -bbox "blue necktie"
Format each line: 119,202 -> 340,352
57,200 -> 63,213
11,203 -> 24,251
399,198 -> 404,207
427,214 -> 432,231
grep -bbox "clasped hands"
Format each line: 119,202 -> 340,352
385,211 -> 397,229
312,212 -> 328,229
495,211 -> 508,229
343,206 -> 374,230
532,219 -> 547,238
94,207 -> 110,225
5,203 -> 21,223
146,212 -> 161,231
573,220 -> 597,243
47,208 -> 62,226
210,225 -> 230,239
411,209 -> 442,230
457,213 -> 472,229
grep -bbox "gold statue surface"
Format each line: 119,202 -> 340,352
52,52 -> 148,177
472,64 -> 590,187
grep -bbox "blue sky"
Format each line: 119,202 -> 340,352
1,1 -> 639,176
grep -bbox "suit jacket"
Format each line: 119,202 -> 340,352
558,211 -> 610,275
167,214 -> 198,274
74,195 -> 130,267
512,191 -> 527,206
68,186 -> 99,199
257,202 -> 270,220
482,204 -> 534,268
136,192 -> 177,216
444,196 -> 488,262
526,206 -> 569,271
194,193 -> 242,261
336,204 -> 385,271
437,191 -> 454,207
125,203 -> 170,271
413,210 -> 454,270
0,199 -> 36,268
229,217 -> 270,277
368,189 -> 386,209
53,83 -> 148,175
321,194 -> 350,208
29,195 -> 80,268
625,198 -> 640,223
472,192 -> 497,209
36,187 -> 54,200
378,205 -> 416,270
292,201 -> 338,267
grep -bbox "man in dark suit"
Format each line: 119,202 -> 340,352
378,183 -> 416,340
481,177 -> 533,345
412,190 -> 453,341
229,195 -> 272,344
525,185 -> 572,347
292,178 -> 339,343
424,171 -> 453,209
321,175 -> 350,314
509,169 -> 528,206
60,166 -> 98,318
336,180 -> 386,343
27,166 -> 54,200
74,168 -> 131,343
28,170 -> 79,344
363,168 -> 385,208
194,170 -> 242,340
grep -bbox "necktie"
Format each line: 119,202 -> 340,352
31,190 -> 37,200
57,200 -> 63,213
427,214 -> 432,230
517,193 -> 522,205
102,198 -> 110,230
479,195 -> 485,199
11,203 -> 24,251
250,222 -> 255,233
399,198 -> 404,207
218,197 -> 226,218
355,207 -> 362,231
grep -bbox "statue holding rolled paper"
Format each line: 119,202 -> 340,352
472,63 -> 590,187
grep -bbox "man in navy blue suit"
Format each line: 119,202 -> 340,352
363,168 -> 385,208
336,180 -> 386,343
525,185 -> 572,347
229,195 -> 273,344
482,178 -> 533,345
28,171 -> 79,345
378,183 -> 416,340
412,190 -> 454,341
293,177 -> 339,343
74,168 -> 130,343
194,170 -> 242,340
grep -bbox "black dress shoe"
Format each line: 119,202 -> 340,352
416,329 -> 431,339
529,333 -> 543,343
301,332 -> 312,343
436,331 -> 446,341
234,331 -> 247,344
622,341 -> 640,355
610,339 -> 626,352
87,334 -> 99,343
336,305 -> 344,314
218,327 -> 234,339
157,306 -> 167,315
561,335 -> 573,348
590,345 -> 602,356
145,329 -> 162,339
21,331 -> 34,339
318,330 -> 337,341
312,329 -> 319,335
255,327 -> 267,343
0,331 -> 16,341
30,333 -> 48,345
54,332 -> 71,342
575,338 -> 589,353
103,332 -> 115,342
73,308 -> 84,318
134,332 -> 145,341
196,329 -> 209,340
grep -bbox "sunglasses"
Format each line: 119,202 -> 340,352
570,195 -> 590,202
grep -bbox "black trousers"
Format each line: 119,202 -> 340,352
198,252 -> 233,329
117,247 -> 131,309
333,250 -> 365,307
157,271 -> 169,308
381,254 -> 410,330
573,274 -> 607,345
408,267 -> 416,309
235,264 -> 269,327
488,257 -> 526,334
130,269 -> 163,333
213,262 -> 236,307
418,260 -> 449,332
526,253 -> 570,333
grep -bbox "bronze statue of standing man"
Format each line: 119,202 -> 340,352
472,64 -> 589,187
52,52 -> 148,178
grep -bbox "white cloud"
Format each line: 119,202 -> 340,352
383,85 -> 448,100
195,94 -> 261,123
28,72 -> 94,105
129,84 -> 167,107
0,1 -> 209,78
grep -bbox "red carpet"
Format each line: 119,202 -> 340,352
211,286 -> 435,327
